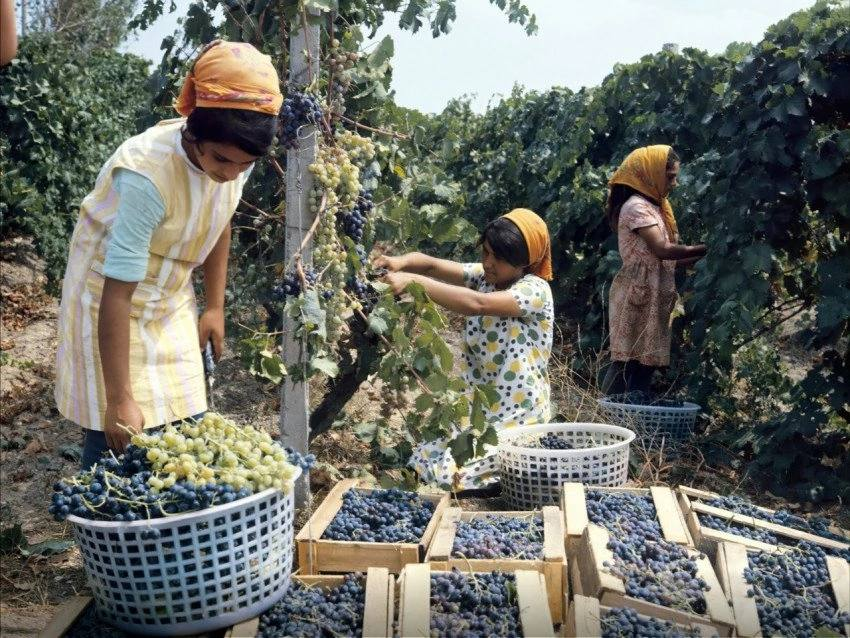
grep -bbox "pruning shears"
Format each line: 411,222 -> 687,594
203,339 -> 216,410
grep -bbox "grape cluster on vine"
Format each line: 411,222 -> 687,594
744,542 -> 850,636
257,573 -> 365,638
48,414 -> 298,522
600,607 -> 708,638
321,488 -> 435,543
280,90 -> 324,149
339,190 -> 373,242
586,490 -> 710,615
430,570 -> 521,637
451,514 -> 543,560
272,269 -> 317,300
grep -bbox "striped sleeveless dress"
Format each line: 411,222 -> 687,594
55,118 -> 249,430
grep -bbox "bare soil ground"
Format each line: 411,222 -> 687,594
0,238 -> 845,636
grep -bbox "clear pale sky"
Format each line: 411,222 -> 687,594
123,0 -> 817,114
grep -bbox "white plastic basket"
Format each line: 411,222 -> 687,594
498,423 -> 634,509
67,469 -> 300,636
598,398 -> 700,449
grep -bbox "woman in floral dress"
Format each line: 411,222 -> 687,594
376,209 -> 554,491
602,145 -> 707,394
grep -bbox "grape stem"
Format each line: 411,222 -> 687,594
337,115 -> 410,140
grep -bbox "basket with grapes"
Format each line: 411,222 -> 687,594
598,392 -> 700,451
498,423 -> 635,509
564,595 -> 719,637
677,486 -> 850,560
561,483 -> 693,558
48,413 -> 308,636
574,498 -> 736,635
424,506 -> 567,622
398,563 -> 556,637
225,567 -> 395,638
295,478 -> 449,575
715,541 -> 850,637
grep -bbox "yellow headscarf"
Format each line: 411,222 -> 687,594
609,145 -> 678,239
502,208 -> 553,281
175,41 -> 283,117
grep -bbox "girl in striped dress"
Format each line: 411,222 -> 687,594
55,41 -> 282,469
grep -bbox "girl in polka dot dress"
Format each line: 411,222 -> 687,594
376,208 -> 554,491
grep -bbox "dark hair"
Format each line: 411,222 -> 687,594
184,107 -> 278,157
479,217 -> 530,270
605,147 -> 680,230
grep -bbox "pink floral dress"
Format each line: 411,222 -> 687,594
608,195 -> 678,367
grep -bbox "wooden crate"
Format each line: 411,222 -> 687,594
397,563 -> 555,637
424,506 -> 567,622
563,595 -> 719,637
225,567 -> 395,638
677,486 -> 850,558
39,597 -> 219,638
561,483 -> 692,558
714,541 -> 850,638
296,478 -> 449,574
575,524 -> 736,636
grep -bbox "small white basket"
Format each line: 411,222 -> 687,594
67,470 -> 300,636
598,398 -> 700,449
498,423 -> 634,509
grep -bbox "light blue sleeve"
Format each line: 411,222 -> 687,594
102,168 -> 166,282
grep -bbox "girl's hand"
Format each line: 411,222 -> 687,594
199,307 -> 225,361
373,254 -> 406,273
104,398 -> 144,453
383,271 -> 415,295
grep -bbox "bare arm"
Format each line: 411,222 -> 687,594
384,272 -> 521,317
636,225 -> 707,261
0,0 -> 17,66
99,277 -> 144,451
198,222 -> 230,359
375,252 -> 465,286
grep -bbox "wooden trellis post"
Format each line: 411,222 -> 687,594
281,14 -> 320,508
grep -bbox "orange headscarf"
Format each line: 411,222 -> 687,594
502,208 -> 553,281
174,41 -> 283,117
609,145 -> 679,240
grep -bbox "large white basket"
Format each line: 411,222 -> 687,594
598,398 -> 700,449
67,471 -> 300,636
498,423 -> 634,509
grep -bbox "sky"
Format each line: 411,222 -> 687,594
123,0 -> 817,114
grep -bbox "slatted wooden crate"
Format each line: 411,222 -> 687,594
397,563 -> 555,637
574,524 -> 736,636
714,541 -> 850,638
39,597 -> 219,638
296,479 -> 449,574
677,486 -> 850,558
561,483 -> 693,558
224,568 -> 395,638
424,506 -> 567,622
563,595 -> 719,637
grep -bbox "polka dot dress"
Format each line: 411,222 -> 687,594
409,263 -> 554,490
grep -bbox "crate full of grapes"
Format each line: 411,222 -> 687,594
714,541 -> 850,637
677,486 -> 850,560
561,483 -> 693,558
573,496 -> 735,635
424,506 -> 567,623
295,479 -> 449,574
564,595 -> 720,637
397,563 -> 555,637
225,567 -> 395,638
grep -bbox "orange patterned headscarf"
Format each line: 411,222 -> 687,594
502,208 -> 553,281
174,41 -> 283,117
609,145 -> 679,239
